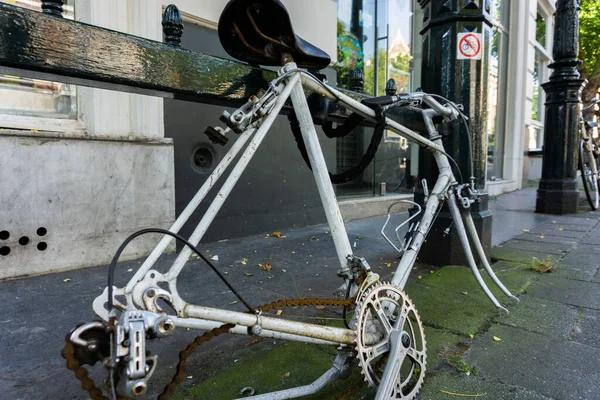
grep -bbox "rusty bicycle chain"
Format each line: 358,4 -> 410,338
63,296 -> 361,400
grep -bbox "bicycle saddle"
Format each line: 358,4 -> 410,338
585,120 -> 598,129
218,0 -> 331,70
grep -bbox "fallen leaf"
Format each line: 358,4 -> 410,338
138,261 -> 141,264
187,376 -> 193,379
245,272 -> 253,276
263,262 -> 272,271
268,275 -> 274,279
418,275 -> 422,280
539,235 -> 545,239
315,305 -> 326,310
283,372 -> 291,378
229,301 -> 238,305
378,266 -> 384,270
430,271 -> 434,274
558,226 -> 564,231
462,291 -> 469,296
522,229 -> 530,232
218,239 -> 228,243
469,334 -> 475,340
63,278 -> 72,283
245,338 -> 263,347
272,232 -> 282,238
127,269 -> 133,272
356,236 -> 364,240
224,271 -> 229,275
386,263 -> 392,268
211,255 -> 219,261
276,310 -> 283,316
281,269 -> 287,273
205,250 -> 210,253
292,251 -> 296,254
241,259 -> 247,265
493,336 -> 502,342
310,236 -> 317,240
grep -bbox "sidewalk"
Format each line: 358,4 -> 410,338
1,188 -> 599,400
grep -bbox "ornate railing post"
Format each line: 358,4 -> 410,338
41,0 -> 63,17
415,0 -> 494,265
348,68 -> 364,93
162,4 -> 183,47
385,78 -> 397,96
536,0 -> 586,214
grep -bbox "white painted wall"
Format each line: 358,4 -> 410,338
74,0 -> 164,138
489,0 -> 555,196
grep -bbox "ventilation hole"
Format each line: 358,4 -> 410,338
0,231 -> 9,240
37,242 -> 48,251
0,246 -> 10,256
37,227 -> 48,236
19,236 -> 30,246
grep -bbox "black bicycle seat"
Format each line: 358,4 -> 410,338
218,0 -> 331,70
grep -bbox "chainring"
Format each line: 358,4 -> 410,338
355,282 -> 426,399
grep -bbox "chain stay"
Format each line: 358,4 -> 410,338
63,296 -> 357,400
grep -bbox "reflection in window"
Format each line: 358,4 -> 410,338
0,0 -> 77,121
335,0 -> 417,197
487,0 -> 510,181
536,12 -> 546,45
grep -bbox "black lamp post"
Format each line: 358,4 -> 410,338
415,0 -> 494,266
536,0 -> 585,214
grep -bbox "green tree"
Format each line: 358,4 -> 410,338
580,0 -> 600,104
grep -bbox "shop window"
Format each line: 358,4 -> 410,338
0,0 -> 77,126
487,0 -> 510,181
335,0 -> 419,197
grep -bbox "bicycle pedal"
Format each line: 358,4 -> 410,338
204,125 -> 229,146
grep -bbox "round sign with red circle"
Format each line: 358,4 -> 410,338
457,33 -> 483,60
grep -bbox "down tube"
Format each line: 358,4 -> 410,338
391,153 -> 453,290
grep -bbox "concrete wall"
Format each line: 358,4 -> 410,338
0,133 -> 174,280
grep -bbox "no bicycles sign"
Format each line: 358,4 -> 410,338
457,32 -> 483,60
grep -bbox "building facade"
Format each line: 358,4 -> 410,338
0,0 -> 556,279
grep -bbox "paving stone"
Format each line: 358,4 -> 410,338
419,372 -> 555,400
501,239 -> 573,255
513,232 -> 578,245
580,234 -> 600,245
468,325 -> 600,400
547,216 -> 598,227
527,275 -> 600,310
496,295 -> 578,339
414,264 -> 537,304
422,326 -> 465,368
406,283 -> 498,337
554,244 -> 600,281
171,340 -> 375,400
528,224 -> 589,238
570,307 -> 600,349
491,247 -> 561,264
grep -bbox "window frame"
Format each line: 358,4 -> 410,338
527,2 -> 552,151
0,0 -> 83,133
